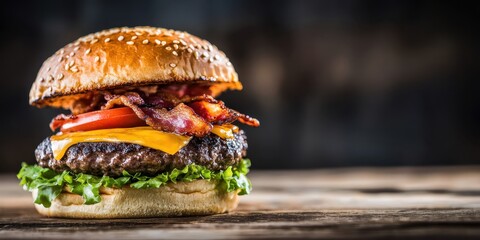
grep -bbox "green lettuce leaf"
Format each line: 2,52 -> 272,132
17,159 -> 252,208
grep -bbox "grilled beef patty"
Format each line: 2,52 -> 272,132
35,131 -> 247,177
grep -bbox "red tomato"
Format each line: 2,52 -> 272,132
55,107 -> 146,133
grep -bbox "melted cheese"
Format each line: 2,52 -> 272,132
50,127 -> 192,160
211,124 -> 239,139
50,125 -> 239,160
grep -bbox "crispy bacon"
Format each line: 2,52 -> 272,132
237,114 -> 260,127
103,92 -> 212,137
69,84 -> 214,115
102,91 -> 260,133
142,104 -> 212,137
158,84 -> 212,98
188,100 -> 260,127
102,92 -> 145,110
49,114 -> 77,132
143,94 -> 175,109
143,93 -> 214,108
188,100 -> 239,125
70,94 -> 105,115
56,84 -> 259,136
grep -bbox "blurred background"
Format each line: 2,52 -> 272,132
0,0 -> 478,172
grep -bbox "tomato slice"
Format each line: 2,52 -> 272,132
56,107 -> 146,133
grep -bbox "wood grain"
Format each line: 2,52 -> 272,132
1,166 -> 480,239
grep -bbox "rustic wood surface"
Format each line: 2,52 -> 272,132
1,166 -> 480,239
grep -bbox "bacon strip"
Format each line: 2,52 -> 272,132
106,93 -> 212,137
102,92 -> 145,110
68,84 -> 213,115
49,114 -> 77,132
103,91 -> 260,131
70,94 -> 105,115
55,87 -> 259,136
237,114 -> 260,127
142,104 -> 212,137
188,100 -> 260,127
188,100 -> 239,125
157,84 -> 213,98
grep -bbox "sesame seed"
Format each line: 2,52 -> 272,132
126,41 -> 134,45
155,39 -> 161,45
164,32 -> 172,37
118,36 -> 125,41
47,75 -> 54,81
214,55 -> 220,60
131,36 -> 138,40
39,77 -> 44,82
69,61 -> 75,67
60,49 -> 65,54
161,41 -> 167,46
73,46 -> 80,52
71,67 -> 78,73
187,48 -> 193,53
104,38 -> 111,43
201,52 -> 209,58
74,42 -> 80,46
208,57 -> 214,63
172,51 -> 178,56
85,48 -> 91,55
47,67 -> 51,71
142,39 -> 149,44
90,39 -> 98,44
57,73 -> 64,80
69,52 -> 75,57
173,44 -> 179,50
94,56 -> 100,62
135,31 -> 143,36
179,40 -> 187,46
194,51 -> 200,59
165,46 -> 172,51
208,45 -> 213,52
202,45 -> 208,50
169,63 -> 176,68
64,64 -> 70,71
226,61 -> 232,66
173,40 -> 180,44
58,56 -> 63,63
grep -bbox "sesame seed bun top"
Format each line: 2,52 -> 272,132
29,26 -> 242,109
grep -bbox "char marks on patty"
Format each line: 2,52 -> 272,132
35,131 -> 247,177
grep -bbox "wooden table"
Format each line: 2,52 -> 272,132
1,166 -> 480,239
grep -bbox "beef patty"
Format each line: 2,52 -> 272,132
35,131 -> 247,177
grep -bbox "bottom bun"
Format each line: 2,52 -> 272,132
33,179 -> 239,218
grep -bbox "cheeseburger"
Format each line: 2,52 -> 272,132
18,26 -> 259,218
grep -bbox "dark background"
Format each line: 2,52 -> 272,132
1,0 -> 479,172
